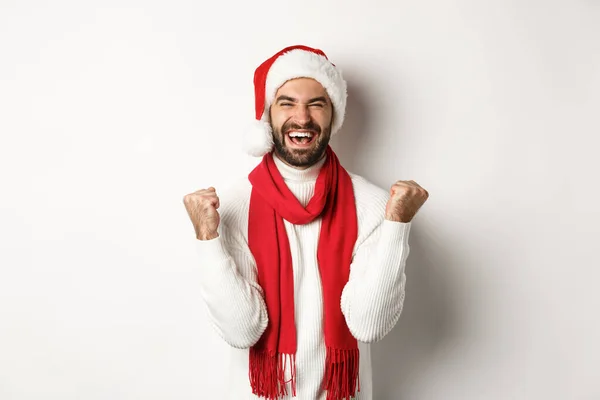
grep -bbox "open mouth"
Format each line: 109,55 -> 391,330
286,130 -> 317,148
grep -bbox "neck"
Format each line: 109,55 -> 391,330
272,152 -> 327,182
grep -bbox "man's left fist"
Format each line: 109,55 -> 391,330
385,180 -> 429,223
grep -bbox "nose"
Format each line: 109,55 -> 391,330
293,104 -> 311,124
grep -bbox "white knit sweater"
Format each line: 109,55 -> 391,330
195,154 -> 412,400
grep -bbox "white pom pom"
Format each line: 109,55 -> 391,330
243,119 -> 274,157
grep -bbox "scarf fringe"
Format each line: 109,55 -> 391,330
249,349 -> 297,399
323,347 -> 360,400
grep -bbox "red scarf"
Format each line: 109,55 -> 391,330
247,146 -> 359,400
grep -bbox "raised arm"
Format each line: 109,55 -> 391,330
341,178 -> 428,342
184,187 -> 268,349
341,219 -> 411,342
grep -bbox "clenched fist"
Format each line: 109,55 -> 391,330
183,187 -> 220,240
385,180 -> 429,223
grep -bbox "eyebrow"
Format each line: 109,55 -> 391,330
275,95 -> 329,104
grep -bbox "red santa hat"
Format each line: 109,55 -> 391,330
243,45 -> 348,157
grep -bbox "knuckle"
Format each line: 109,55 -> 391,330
199,198 -> 210,207
184,194 -> 196,205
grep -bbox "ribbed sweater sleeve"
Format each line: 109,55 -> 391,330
194,221 -> 268,349
340,180 -> 412,343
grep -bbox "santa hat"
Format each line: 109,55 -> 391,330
243,45 -> 348,157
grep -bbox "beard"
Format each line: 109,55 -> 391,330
271,119 -> 331,168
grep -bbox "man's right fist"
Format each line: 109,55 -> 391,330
183,187 -> 220,240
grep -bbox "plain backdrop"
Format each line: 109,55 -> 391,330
1,0 -> 599,399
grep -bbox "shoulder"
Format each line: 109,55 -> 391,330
347,171 -> 390,244
216,176 -> 252,237
348,172 -> 390,217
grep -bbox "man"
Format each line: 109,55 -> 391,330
183,45 -> 429,400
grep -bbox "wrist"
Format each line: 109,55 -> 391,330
196,230 -> 219,241
385,213 -> 412,223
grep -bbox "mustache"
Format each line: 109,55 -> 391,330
282,120 -> 321,135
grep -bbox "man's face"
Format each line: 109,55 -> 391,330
269,78 -> 333,169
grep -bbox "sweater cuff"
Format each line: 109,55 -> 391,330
195,235 -> 231,263
380,219 -> 411,247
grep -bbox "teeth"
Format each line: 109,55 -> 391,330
288,132 -> 314,138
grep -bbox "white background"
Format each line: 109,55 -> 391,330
1,0 -> 599,399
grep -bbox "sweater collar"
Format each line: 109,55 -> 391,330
272,152 -> 327,182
